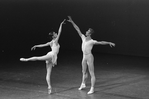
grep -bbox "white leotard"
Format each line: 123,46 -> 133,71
46,40 -> 60,64
81,35 -> 97,55
50,40 -> 60,54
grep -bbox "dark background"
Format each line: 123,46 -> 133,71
1,0 -> 149,62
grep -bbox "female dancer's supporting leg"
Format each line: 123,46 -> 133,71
20,54 -> 55,94
46,61 -> 53,94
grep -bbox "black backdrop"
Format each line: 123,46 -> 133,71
1,0 -> 149,60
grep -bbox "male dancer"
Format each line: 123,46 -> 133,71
68,16 -> 115,94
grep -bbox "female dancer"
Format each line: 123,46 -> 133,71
20,19 -> 66,94
68,16 -> 115,94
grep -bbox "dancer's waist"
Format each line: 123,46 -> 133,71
83,52 -> 92,55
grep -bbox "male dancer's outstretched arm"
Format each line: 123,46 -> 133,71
67,16 -> 83,37
95,41 -> 115,47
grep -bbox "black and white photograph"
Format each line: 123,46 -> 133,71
0,0 -> 149,99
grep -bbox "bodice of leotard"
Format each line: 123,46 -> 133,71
50,40 -> 60,54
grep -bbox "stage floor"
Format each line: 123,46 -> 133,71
0,52 -> 149,99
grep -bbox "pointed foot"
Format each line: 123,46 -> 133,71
20,58 -> 28,61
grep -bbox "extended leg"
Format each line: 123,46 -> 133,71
46,61 -> 53,94
20,54 -> 52,62
78,59 -> 88,90
20,57 -> 39,61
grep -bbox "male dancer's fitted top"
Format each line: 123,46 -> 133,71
81,35 -> 97,55
50,40 -> 60,54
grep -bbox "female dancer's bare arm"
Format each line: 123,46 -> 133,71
31,42 -> 51,50
67,16 -> 83,37
55,19 -> 66,43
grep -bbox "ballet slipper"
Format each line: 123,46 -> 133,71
78,83 -> 86,90
87,87 -> 94,94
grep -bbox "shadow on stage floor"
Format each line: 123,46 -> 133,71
0,52 -> 149,99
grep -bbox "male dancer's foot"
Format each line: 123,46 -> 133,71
78,83 -> 86,90
87,87 -> 94,94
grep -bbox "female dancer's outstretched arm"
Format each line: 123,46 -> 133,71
31,19 -> 66,50
55,19 -> 66,43
67,16 -> 83,37
31,42 -> 51,50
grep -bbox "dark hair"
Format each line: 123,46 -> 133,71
49,32 -> 53,35
49,31 -> 57,36
89,28 -> 94,34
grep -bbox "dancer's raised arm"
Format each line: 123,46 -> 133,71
55,19 -> 66,43
67,16 -> 83,37
95,41 -> 115,47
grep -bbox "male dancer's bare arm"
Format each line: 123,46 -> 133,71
95,41 -> 115,47
68,16 -> 83,37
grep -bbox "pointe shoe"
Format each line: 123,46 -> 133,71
78,84 -> 86,90
48,87 -> 52,94
87,87 -> 94,94
48,89 -> 52,94
20,58 -> 27,61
